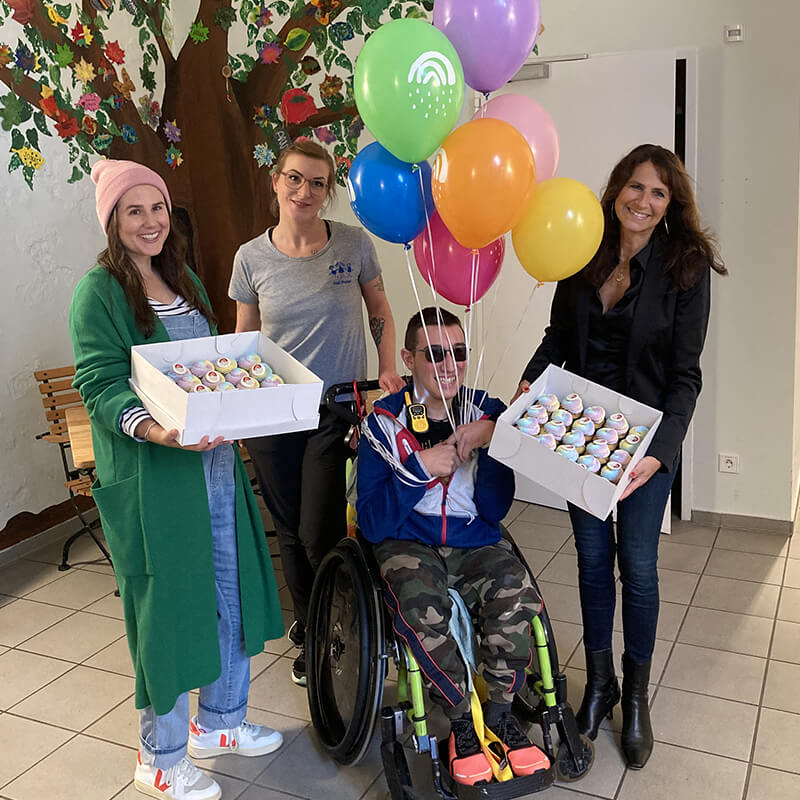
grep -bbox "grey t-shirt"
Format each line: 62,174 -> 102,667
229,220 -> 381,392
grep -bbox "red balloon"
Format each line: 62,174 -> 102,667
413,212 -> 505,308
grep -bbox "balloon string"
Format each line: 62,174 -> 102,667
403,245 -> 457,433
484,280 -> 544,395
465,249 -> 480,423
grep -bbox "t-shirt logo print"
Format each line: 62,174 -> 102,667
328,261 -> 353,285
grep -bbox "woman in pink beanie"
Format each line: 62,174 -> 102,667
69,160 -> 285,800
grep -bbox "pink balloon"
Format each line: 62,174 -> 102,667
413,212 -> 505,308
476,94 -> 560,182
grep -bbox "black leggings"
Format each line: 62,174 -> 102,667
246,407 -> 350,628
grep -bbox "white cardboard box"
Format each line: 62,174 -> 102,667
129,331 -> 323,446
489,364 -> 663,520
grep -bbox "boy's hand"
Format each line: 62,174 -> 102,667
451,420 -> 496,461
418,441 -> 463,478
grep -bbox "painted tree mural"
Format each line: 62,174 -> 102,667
0,0 -> 430,329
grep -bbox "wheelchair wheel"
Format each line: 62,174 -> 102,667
306,537 -> 387,766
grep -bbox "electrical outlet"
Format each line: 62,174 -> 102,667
718,454 -> 740,473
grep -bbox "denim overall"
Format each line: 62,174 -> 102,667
139,310 -> 250,768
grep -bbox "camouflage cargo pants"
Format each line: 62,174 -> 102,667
373,537 -> 543,719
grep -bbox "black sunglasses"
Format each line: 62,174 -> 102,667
414,344 -> 469,363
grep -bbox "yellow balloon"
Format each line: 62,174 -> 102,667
511,177 -> 604,282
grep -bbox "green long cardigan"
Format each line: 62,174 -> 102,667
69,265 -> 284,714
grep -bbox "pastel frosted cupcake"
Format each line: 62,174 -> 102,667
177,374 -> 201,392
619,433 -> 642,454
630,425 -> 649,438
215,381 -> 236,392
250,362 -> 272,381
238,375 -> 259,390
571,416 -> 596,439
202,370 -> 224,388
561,393 -> 584,419
584,405 -> 606,427
215,356 -> 236,375
550,408 -> 573,427
556,444 -> 579,462
577,454 -> 601,473
586,439 -> 611,464
238,353 -> 262,371
190,359 -> 214,378
261,374 -> 285,388
167,362 -> 190,380
562,429 -> 586,454
543,420 -> 567,441
226,367 -> 249,386
515,418 -> 540,437
594,427 -> 620,447
606,413 -> 629,436
525,404 -> 549,425
536,394 -> 560,413
610,449 -> 631,467
536,433 -> 557,451
601,460 -> 624,484
190,383 -> 212,393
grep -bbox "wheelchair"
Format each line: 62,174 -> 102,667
305,382 -> 594,799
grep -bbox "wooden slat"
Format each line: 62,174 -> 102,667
46,408 -> 71,422
49,422 -> 69,437
65,477 -> 93,497
34,366 -> 75,381
43,391 -> 82,409
41,431 -> 69,444
38,378 -> 75,394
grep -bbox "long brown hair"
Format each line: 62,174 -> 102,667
583,144 -> 727,291
97,207 -> 216,338
269,139 -> 337,217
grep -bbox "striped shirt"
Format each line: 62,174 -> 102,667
120,295 -> 194,439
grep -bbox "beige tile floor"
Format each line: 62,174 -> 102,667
1,503 -> 799,800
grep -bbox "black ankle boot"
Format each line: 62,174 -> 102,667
575,649 -> 620,740
621,653 -> 653,769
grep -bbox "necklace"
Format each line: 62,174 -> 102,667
615,269 -> 626,283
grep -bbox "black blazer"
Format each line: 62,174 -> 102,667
522,236 -> 712,472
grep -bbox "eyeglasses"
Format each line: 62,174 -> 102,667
279,170 -> 329,195
414,344 -> 469,363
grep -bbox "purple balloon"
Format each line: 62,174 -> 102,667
434,0 -> 541,93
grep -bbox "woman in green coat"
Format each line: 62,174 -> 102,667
69,160 -> 284,800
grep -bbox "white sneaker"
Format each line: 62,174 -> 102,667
134,754 -> 221,800
188,716 -> 283,758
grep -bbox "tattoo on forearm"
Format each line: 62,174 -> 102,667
374,275 -> 385,292
370,316 -> 385,346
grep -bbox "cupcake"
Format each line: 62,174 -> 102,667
584,405 -> 606,426
215,356 -> 236,375
515,418 -> 540,437
190,360 -> 214,378
176,374 -> 201,392
619,433 -> 642,454
630,425 -> 649,438
606,413 -> 629,436
536,433 -> 557,451
536,394 -> 560,413
556,444 -> 579,462
594,427 -> 620,447
561,393 -> 584,418
601,460 -> 624,483
586,439 -> 611,464
249,362 -> 272,381
202,370 -> 224,388
571,416 -> 596,439
190,383 -> 212,393
238,353 -> 262,371
610,449 -> 631,467
577,454 -> 601,473
525,404 -> 549,425
562,430 -> 586,453
226,367 -> 249,386
238,375 -> 259,389
550,408 -> 573,427
543,420 -> 567,441
167,362 -> 190,380
261,374 -> 285,388
215,381 -> 236,392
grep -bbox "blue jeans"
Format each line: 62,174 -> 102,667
139,313 -> 250,769
567,462 -> 676,665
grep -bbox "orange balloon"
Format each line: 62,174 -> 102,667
432,118 -> 535,250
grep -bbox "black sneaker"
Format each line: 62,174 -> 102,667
448,717 -> 492,786
288,619 -> 305,649
291,646 -> 306,687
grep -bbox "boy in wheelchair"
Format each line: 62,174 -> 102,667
356,307 -> 547,787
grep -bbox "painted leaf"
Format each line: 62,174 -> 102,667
139,27 -> 150,48
33,111 -> 50,136
25,128 -> 39,150
68,165 -> 83,183
347,7 -> 363,34
285,28 -> 310,51
1,94 -> 32,131
55,3 -> 72,19
290,0 -> 305,18
22,164 -> 34,190
140,65 -> 156,92
334,52 -> 352,72
323,46 -> 335,72
389,5 -> 401,20
310,25 -> 327,53
405,7 -> 427,18
11,129 -> 25,150
301,56 -> 321,75
329,22 -> 354,49
8,152 -> 23,172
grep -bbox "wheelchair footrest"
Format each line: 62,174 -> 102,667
452,766 -> 555,799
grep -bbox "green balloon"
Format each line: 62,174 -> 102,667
354,19 -> 465,164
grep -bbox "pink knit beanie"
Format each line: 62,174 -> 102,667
91,159 -> 172,232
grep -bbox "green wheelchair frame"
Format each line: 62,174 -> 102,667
305,382 -> 594,799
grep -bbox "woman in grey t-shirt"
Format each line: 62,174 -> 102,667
230,140 -> 404,686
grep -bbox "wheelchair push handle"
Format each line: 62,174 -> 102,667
323,380 -> 383,427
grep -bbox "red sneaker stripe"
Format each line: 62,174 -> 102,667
154,769 -> 170,792
220,733 -> 227,747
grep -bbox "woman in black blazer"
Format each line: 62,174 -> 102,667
518,144 -> 726,769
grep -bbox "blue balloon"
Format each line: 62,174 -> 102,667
346,142 -> 435,244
